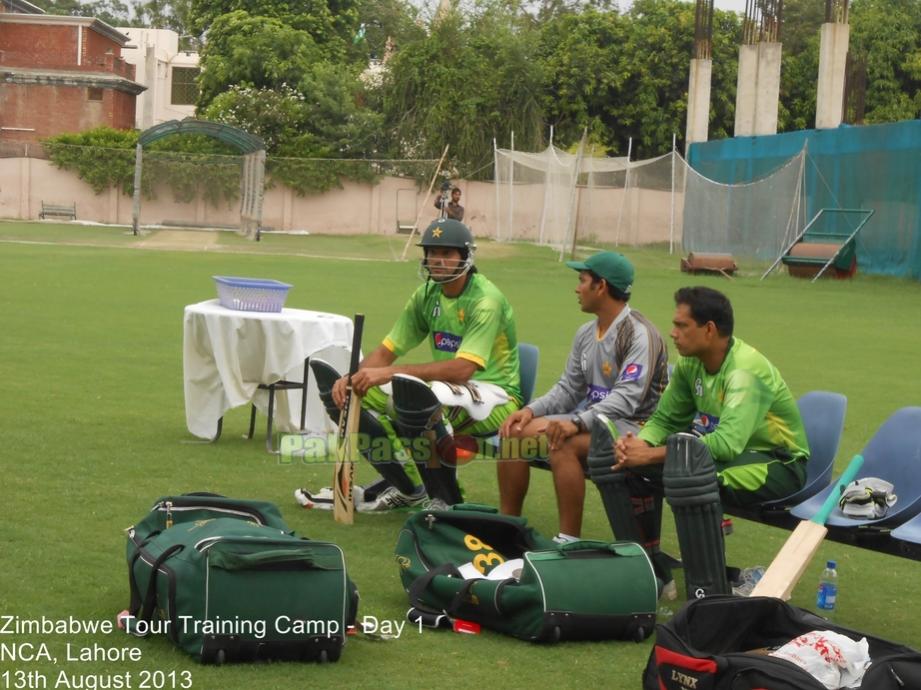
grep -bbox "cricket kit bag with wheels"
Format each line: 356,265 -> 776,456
394,503 -> 658,642
642,595 -> 921,690
125,493 -> 358,663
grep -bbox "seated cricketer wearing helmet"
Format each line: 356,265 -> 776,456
295,218 -> 521,512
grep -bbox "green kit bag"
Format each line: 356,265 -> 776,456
394,504 -> 657,642
126,493 -> 357,663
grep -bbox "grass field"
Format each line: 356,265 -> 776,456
1,221 -> 919,689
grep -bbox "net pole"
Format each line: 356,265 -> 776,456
400,144 -> 449,260
509,130 -> 515,244
614,137 -> 632,245
493,138 -> 501,241
670,133 -> 677,254
131,143 -> 143,236
566,130 -> 587,260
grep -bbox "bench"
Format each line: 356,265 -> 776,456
40,202 -> 77,221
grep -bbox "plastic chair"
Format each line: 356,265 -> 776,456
891,513 -> 921,558
761,391 -> 848,509
790,407 -> 921,529
517,342 -> 539,407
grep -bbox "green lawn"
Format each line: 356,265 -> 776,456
1,222 -> 919,689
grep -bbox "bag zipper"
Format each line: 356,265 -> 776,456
153,499 -> 269,525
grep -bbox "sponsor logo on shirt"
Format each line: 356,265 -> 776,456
587,384 -> 612,403
433,331 -> 463,353
694,377 -> 704,397
620,363 -> 643,381
692,412 -> 720,435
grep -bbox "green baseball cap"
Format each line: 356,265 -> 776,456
565,251 -> 634,294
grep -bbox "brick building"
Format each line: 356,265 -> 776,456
0,7 -> 145,141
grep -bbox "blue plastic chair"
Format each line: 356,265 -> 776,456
517,342 -> 539,407
485,343 -> 539,453
790,407 -> 921,528
760,391 -> 848,509
892,512 -> 921,550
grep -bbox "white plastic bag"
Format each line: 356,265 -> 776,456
770,630 -> 871,689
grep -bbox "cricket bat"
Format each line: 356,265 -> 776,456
751,454 -> 864,600
333,314 -> 365,525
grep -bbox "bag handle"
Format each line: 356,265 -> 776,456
408,563 -> 461,611
133,544 -> 184,634
556,539 -> 614,553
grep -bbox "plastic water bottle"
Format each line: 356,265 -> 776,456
816,560 -> 838,616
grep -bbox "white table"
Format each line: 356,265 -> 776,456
183,299 -> 353,445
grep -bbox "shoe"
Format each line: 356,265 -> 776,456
357,486 -> 427,512
731,566 -> 765,597
418,497 -> 451,512
660,579 -> 678,601
295,485 -> 366,510
552,534 -> 580,545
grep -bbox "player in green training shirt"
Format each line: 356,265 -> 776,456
608,287 -> 809,598
295,219 -> 520,512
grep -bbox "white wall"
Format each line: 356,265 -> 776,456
119,27 -> 197,129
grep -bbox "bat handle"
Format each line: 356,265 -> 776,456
811,454 -> 864,526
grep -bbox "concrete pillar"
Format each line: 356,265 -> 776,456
686,58 -> 713,150
734,42 -> 782,136
816,22 -> 849,129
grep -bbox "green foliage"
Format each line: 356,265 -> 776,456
42,128 -> 240,204
382,4 -> 545,177
537,0 -> 739,157
42,127 -> 137,195
189,0 -> 356,57
850,0 -> 921,123
196,12 -> 325,108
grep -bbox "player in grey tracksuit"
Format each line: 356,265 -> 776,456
498,252 -> 668,541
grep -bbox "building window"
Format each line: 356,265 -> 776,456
87,87 -> 104,101
171,67 -> 200,105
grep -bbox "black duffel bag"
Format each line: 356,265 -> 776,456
643,595 -> 921,690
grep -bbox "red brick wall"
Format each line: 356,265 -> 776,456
0,82 -> 136,141
0,24 -> 78,69
0,23 -> 128,74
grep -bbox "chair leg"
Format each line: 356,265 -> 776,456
266,385 -> 276,453
299,357 -> 310,431
247,404 -> 257,439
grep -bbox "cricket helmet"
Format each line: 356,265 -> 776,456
417,218 -> 476,284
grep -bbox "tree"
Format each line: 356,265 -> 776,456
196,12 -> 324,108
381,4 -> 545,175
189,0 -> 357,59
850,0 -> 921,122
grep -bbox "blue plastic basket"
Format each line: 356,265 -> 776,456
213,276 -> 292,313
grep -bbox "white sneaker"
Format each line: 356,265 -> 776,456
295,485 -> 365,510
660,579 -> 678,601
418,497 -> 450,512
357,486 -> 427,512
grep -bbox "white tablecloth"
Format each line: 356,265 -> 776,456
183,299 -> 353,439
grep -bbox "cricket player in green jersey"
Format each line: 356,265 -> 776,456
296,218 -> 521,512
608,286 -> 809,599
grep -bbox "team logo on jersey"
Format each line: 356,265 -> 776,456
620,363 -> 643,381
602,361 -> 613,377
692,412 -> 720,435
587,384 -> 612,403
432,304 -> 441,318
694,377 -> 704,397
457,307 -> 465,323
433,331 -> 463,352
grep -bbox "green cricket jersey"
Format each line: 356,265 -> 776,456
382,273 -> 521,402
638,337 -> 808,464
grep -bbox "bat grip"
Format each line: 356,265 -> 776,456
812,454 -> 864,525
